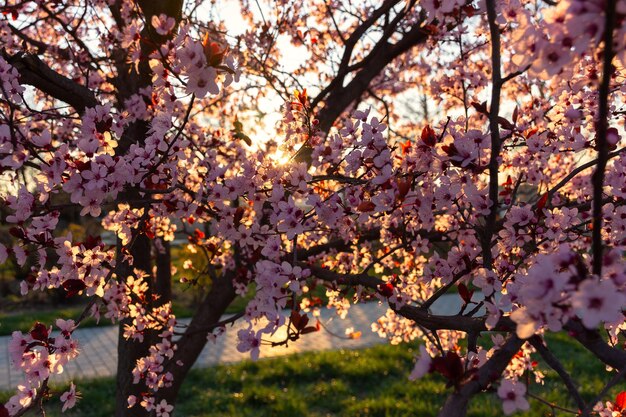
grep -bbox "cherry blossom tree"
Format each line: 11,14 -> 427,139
1,0 -> 626,416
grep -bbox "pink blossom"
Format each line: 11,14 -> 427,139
408,346 -> 432,381
186,67 -> 219,97
60,383 -> 79,412
155,399 -> 174,417
497,379 -> 530,415
572,279 -> 626,329
151,14 -> 176,36
236,328 -> 261,360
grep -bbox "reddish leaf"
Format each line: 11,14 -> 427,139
301,325 -> 319,334
298,88 -> 308,105
443,351 -> 464,382
421,125 -> 437,147
357,200 -> 375,212
497,116 -> 515,130
73,159 -> 91,172
290,310 -> 301,328
0,404 -> 9,417
95,117 -> 113,133
471,101 -> 488,115
615,392 -> 626,411
234,206 -> 245,227
83,235 -> 102,250
458,283 -> 473,304
290,311 -> 309,330
9,227 -> 24,239
423,24 -> 438,35
396,179 -> 411,201
536,193 -> 549,211
378,282 -> 394,298
299,314 -> 309,329
308,296 -> 323,307
62,279 -> 87,297
431,351 -> 464,384
30,322 -> 49,341
401,140 -> 412,154
524,128 -> 539,139
441,143 -> 458,157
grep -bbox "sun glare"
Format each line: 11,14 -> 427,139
269,147 -> 292,166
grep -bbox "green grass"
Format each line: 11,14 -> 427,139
2,332 -> 619,417
0,243 -> 255,336
0,306 -> 100,336
0,295 -> 252,336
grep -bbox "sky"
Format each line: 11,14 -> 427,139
199,0 -> 313,151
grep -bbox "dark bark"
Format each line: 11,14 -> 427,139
156,272 -> 237,407
483,0 -> 502,269
591,0 -> 617,276
437,335 -> 525,417
112,2 -> 185,415
115,233 -> 154,417
565,320 -> 626,370
313,10 -> 428,134
155,240 -> 173,307
5,52 -> 98,114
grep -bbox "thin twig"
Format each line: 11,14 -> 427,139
591,0 -> 617,276
483,0 -> 503,270
582,365 -> 626,417
529,336 -> 586,412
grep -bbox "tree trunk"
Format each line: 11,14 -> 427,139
437,336 -> 524,417
115,233 -> 154,417
155,240 -> 172,307
111,2 -> 183,412
155,272 -> 237,409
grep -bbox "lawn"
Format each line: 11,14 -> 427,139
0,297 -> 249,336
1,332 -> 619,417
0,306 -> 100,336
0,245 -> 253,336
0,281 -> 329,336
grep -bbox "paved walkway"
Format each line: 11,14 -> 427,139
0,294 -> 467,390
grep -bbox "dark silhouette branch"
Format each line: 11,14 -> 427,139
529,336 -> 586,412
314,6 -> 428,133
483,0 -> 503,269
591,0 -> 617,275
5,52 -> 98,114
437,335 -> 525,417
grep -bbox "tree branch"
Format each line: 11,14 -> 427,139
565,320 -> 626,370
305,264 -> 514,333
483,0 -> 503,269
437,335 -> 525,417
591,0 -> 617,276
314,10 -> 428,133
5,52 -> 98,114
529,336 -> 586,412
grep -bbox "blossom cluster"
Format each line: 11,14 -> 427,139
2,1 -> 626,416
5,320 -> 79,414
0,56 -> 24,103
